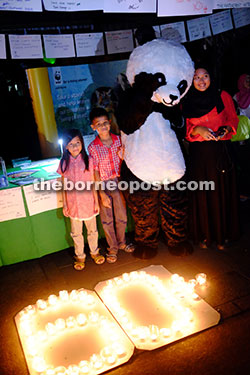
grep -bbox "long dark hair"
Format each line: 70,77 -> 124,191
60,129 -> 89,173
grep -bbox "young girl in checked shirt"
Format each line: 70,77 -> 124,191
88,108 -> 134,263
57,129 -> 105,270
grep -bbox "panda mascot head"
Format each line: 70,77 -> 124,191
117,39 -> 194,185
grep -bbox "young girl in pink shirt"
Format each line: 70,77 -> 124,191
57,129 -> 105,270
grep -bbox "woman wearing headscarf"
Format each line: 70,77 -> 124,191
234,73 -> 250,119
182,66 -> 240,251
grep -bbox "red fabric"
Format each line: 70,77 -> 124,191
88,133 -> 122,181
186,91 -> 239,142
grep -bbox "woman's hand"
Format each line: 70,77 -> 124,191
192,126 -> 217,141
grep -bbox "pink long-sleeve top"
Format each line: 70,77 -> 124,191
57,154 -> 98,221
186,91 -> 239,142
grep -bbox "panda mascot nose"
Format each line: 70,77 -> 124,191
152,84 -> 181,107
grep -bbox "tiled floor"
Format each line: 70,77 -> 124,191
1,200 -> 250,375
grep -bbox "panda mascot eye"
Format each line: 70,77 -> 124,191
154,73 -> 166,87
177,80 -> 187,95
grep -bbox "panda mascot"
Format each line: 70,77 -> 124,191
116,39 -> 194,258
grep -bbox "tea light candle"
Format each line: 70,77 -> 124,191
36,299 -> 47,310
195,273 -> 207,286
48,294 -> 58,306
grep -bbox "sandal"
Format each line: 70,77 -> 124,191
119,243 -> 135,253
106,252 -> 118,264
91,254 -> 105,265
74,260 -> 85,271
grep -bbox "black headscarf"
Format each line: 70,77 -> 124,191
182,66 -> 224,119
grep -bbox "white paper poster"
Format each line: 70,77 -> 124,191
105,30 -> 134,54
213,0 -> 250,9
104,0 -> 156,13
43,0 -> 103,11
0,34 -> 6,59
158,0 -> 213,16
23,180 -> 63,216
43,35 -> 75,58
232,8 -> 250,29
75,33 -> 105,57
187,16 -> 211,41
0,0 -> 42,11
0,187 -> 26,222
160,22 -> 187,43
9,35 -> 43,59
209,10 -> 233,35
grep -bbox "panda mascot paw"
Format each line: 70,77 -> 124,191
116,39 -> 194,258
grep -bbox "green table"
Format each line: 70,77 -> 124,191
0,161 -> 134,266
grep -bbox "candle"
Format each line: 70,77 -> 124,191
195,273 -> 207,286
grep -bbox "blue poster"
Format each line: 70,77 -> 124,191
48,60 -> 128,135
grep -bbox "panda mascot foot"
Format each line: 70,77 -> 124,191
168,240 -> 194,257
133,244 -> 158,259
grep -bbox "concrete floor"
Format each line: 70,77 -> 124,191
1,200 -> 250,375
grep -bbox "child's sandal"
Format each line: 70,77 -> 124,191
106,252 -> 118,264
91,254 -> 105,265
74,260 -> 85,271
119,243 -> 135,253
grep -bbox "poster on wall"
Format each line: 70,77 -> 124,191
103,0 -> 156,13
160,22 -> 187,43
43,0 -> 103,11
187,16 -> 211,41
9,35 -> 43,59
0,0 -> 42,11
47,60 -> 128,135
209,9 -> 233,35
213,0 -> 250,8
0,34 -> 6,59
158,0 -> 212,17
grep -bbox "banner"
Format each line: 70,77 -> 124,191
47,60 -> 128,135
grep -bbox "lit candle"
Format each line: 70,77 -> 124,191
160,327 -> 171,338
70,289 -> 78,301
48,294 -> 58,306
59,290 -> 69,302
67,364 -> 80,375
55,318 -> 66,331
45,367 -> 56,375
85,294 -> 95,306
54,366 -> 67,375
24,305 -> 36,315
45,322 -> 56,335
195,273 -> 207,286
36,299 -> 47,310
76,313 -> 87,327
79,360 -> 91,374
122,273 -> 130,282
66,316 -> 76,329
32,356 -> 47,373
88,311 -> 99,324
111,342 -> 126,357
90,354 -> 103,370
149,325 -> 159,341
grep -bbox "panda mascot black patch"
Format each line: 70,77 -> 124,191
116,39 -> 194,258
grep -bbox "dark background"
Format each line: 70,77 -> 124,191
0,8 -> 249,165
